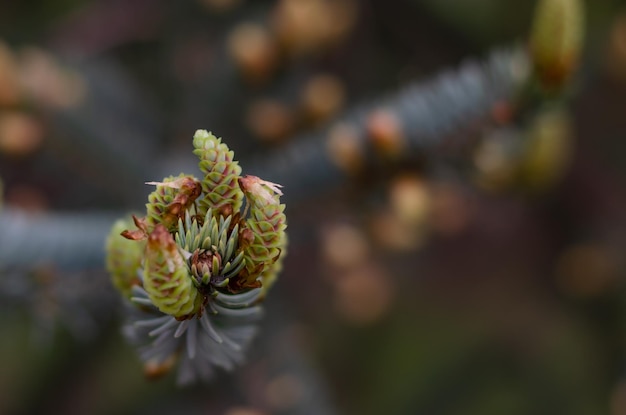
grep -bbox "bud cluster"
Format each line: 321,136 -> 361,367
105,130 -> 287,384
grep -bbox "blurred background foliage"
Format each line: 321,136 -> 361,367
1,0 -> 626,414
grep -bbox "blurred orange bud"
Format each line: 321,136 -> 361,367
367,109 -> 405,159
144,354 -> 178,380
0,40 -> 21,107
228,23 -> 279,84
326,122 -> 363,175
333,263 -> 394,325
246,99 -> 294,142
265,373 -> 305,411
301,74 -> 346,124
369,209 -> 427,252
272,0 -> 357,57
388,174 -> 431,228
472,129 -> 520,192
19,47 -> 87,109
320,222 -> 369,270
0,111 -> 44,157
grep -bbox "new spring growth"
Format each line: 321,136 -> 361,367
529,0 -> 584,91
238,176 -> 287,295
145,175 -> 202,231
105,130 -> 287,382
143,224 -> 204,318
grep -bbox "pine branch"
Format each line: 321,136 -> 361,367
0,46 -> 530,348
0,47 -> 529,271
245,47 -> 529,201
0,208 -> 119,269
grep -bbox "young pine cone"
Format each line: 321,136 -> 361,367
106,130 -> 287,385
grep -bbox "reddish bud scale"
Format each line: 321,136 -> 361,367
146,174 -> 201,231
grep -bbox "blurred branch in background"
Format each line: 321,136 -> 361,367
0,208 -> 117,269
0,45 -> 528,270
246,47 -> 528,201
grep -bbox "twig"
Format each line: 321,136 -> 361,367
0,208 -> 119,269
245,47 -> 529,202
